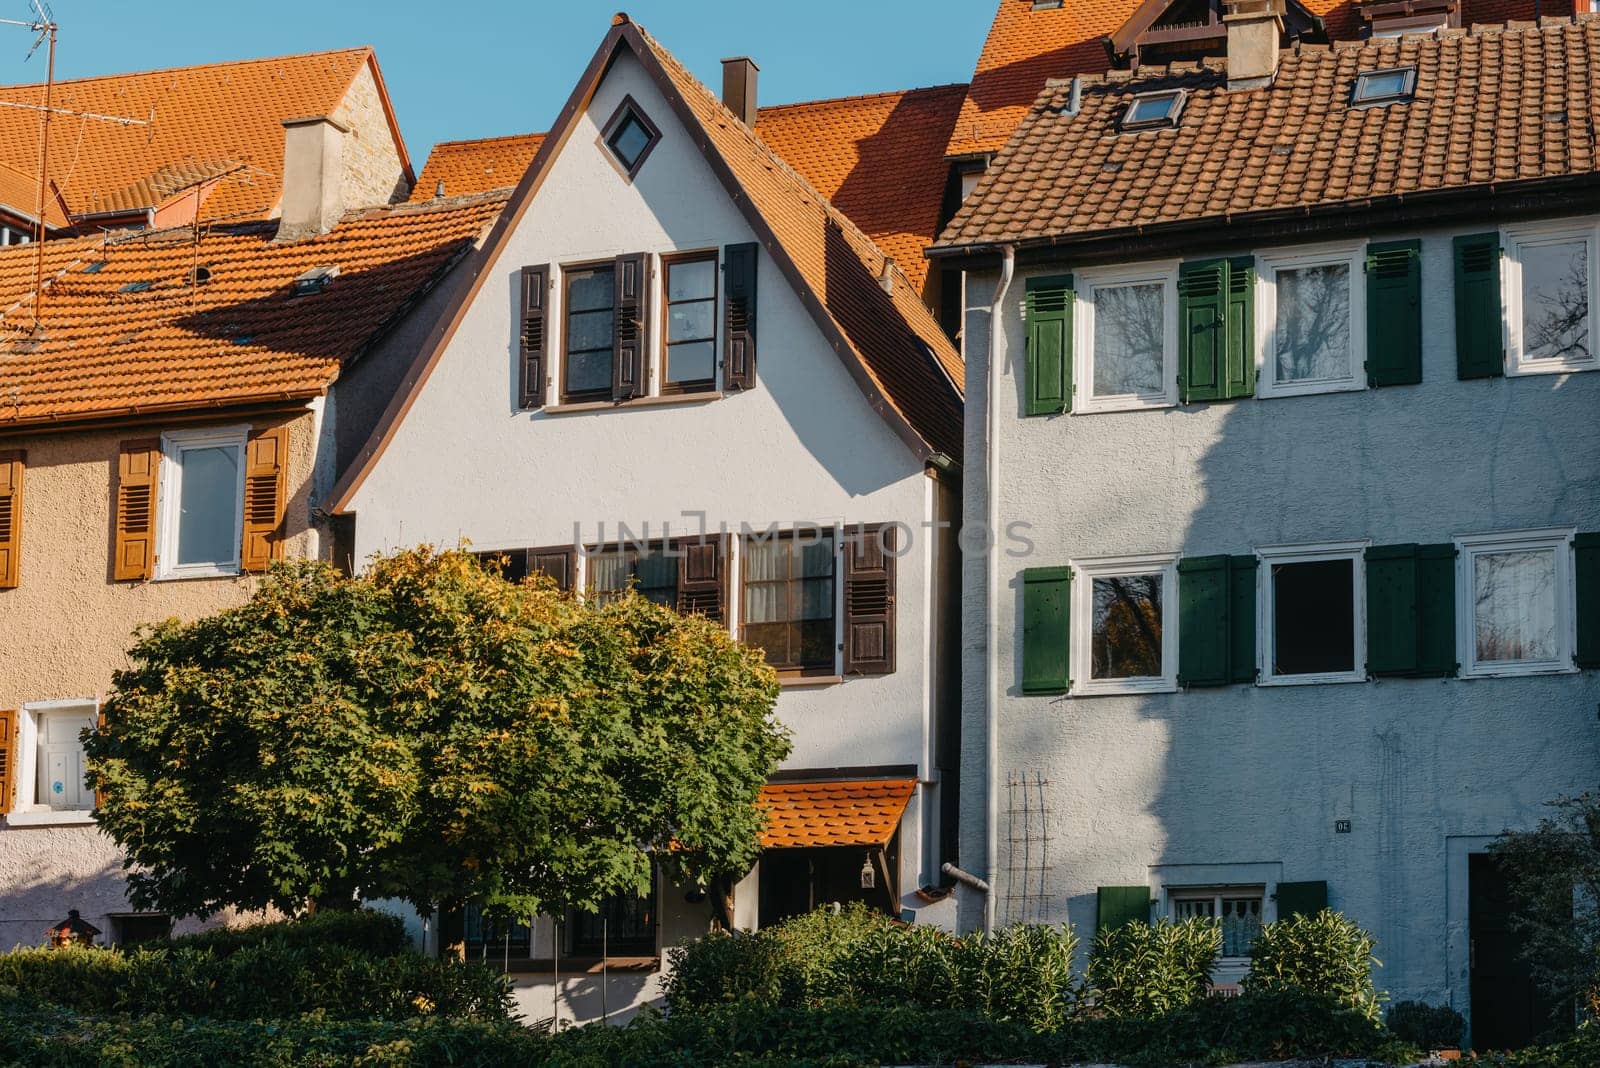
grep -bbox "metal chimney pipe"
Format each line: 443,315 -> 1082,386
721,56 -> 760,126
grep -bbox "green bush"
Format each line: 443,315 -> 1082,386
1242,907 -> 1382,1020
1387,999 -> 1466,1049
169,909 -> 410,958
0,942 -> 510,1022
1481,1025 -> 1600,1068
1086,917 -> 1220,1016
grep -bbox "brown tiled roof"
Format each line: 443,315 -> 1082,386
408,133 -> 546,202
936,17 -> 1600,250
0,48 -> 408,225
942,0 -> 1559,158
758,779 -> 915,848
0,193 -> 504,430
754,86 -> 967,294
631,21 -> 964,459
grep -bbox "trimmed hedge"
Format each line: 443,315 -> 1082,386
168,909 -> 410,958
1087,917 -> 1219,1017
0,942 -> 510,1022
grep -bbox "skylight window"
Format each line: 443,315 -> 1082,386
82,261 -> 106,274
600,96 -> 662,179
1352,66 -> 1415,106
292,265 -> 340,297
1119,89 -> 1186,131
117,280 -> 152,294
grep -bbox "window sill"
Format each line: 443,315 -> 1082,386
1075,395 -> 1176,415
6,809 -> 96,827
1073,680 -> 1178,697
1257,672 -> 1367,687
544,393 -> 719,415
1507,360 -> 1597,378
1461,663 -> 1579,680
1257,379 -> 1365,400
154,567 -> 243,582
779,674 -> 844,689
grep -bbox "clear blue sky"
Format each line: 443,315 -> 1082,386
0,1 -> 993,164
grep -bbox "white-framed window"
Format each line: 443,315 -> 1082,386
7,699 -> 98,825
1503,222 -> 1596,376
156,426 -> 248,580
1170,886 -> 1265,960
1070,553 -> 1178,694
1256,243 -> 1366,398
1257,541 -> 1367,686
1073,262 -> 1179,413
1456,529 -> 1576,679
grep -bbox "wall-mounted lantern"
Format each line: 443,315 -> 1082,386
46,908 -> 100,949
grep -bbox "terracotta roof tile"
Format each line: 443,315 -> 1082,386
408,132 -> 546,202
632,22 -> 964,459
759,779 -> 915,848
944,0 -> 1553,158
0,48 -> 392,225
937,17 -> 1600,248
0,193 -> 504,430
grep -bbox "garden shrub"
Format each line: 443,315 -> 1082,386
954,921 -> 1079,1029
169,908 -> 410,958
1387,998 -> 1466,1049
1242,907 -> 1382,1020
1086,917 -> 1220,1016
0,941 -> 511,1022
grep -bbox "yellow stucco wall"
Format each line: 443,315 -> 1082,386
0,406 -> 320,947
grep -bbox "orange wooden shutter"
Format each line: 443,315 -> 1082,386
0,709 -> 16,815
241,425 -> 289,572
94,709 -> 107,810
114,440 -> 161,581
0,449 -> 23,589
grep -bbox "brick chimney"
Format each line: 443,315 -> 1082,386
721,57 -> 759,126
278,115 -> 348,240
1223,0 -> 1285,91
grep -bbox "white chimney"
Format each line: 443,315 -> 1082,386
721,57 -> 759,126
278,115 -> 348,240
1223,0 -> 1285,91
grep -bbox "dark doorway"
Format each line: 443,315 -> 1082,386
1469,853 -> 1570,1050
757,840 -> 899,927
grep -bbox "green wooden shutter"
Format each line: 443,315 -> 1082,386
1022,566 -> 1072,694
1178,259 -> 1227,402
1096,885 -> 1150,933
1416,544 -> 1457,677
1454,233 -> 1504,380
1228,555 -> 1258,683
1367,544 -> 1420,676
1276,880 -> 1328,920
1366,239 -> 1422,387
1576,533 -> 1600,669
1179,556 -> 1229,686
1024,276 -> 1073,416
1224,256 -> 1256,399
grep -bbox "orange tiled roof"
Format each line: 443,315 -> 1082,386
943,0 -> 1557,158
759,779 -> 915,848
0,193 -> 505,430
408,133 -> 546,202
0,160 -> 65,229
631,20 -> 964,460
0,48 -> 403,226
754,86 -> 967,295
937,18 -> 1600,249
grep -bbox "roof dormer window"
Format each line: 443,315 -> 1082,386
1119,89 -> 1186,131
1351,66 -> 1415,106
601,96 -> 662,180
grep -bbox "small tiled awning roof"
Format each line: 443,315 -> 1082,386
758,779 -> 915,849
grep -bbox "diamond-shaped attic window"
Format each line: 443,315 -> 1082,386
601,96 -> 662,179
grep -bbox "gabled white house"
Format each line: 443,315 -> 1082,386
328,15 -> 965,1023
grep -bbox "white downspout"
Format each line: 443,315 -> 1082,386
984,244 -> 1016,934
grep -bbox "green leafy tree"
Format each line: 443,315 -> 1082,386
84,548 -> 788,924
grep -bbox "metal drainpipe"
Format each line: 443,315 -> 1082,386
984,244 -> 1017,934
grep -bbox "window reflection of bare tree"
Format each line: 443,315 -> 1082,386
1095,283 -> 1165,395
1526,253 -> 1590,362
1277,264 -> 1350,381
1474,552 -> 1556,661
1093,575 -> 1163,677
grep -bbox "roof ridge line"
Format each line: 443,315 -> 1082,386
0,45 -> 373,94
756,83 -> 970,113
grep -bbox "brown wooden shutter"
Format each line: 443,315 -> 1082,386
676,535 -> 729,622
723,242 -> 758,390
843,523 -> 896,675
0,449 -> 23,589
518,265 -> 550,409
0,708 -> 14,814
94,709 -> 107,810
241,425 -> 289,573
612,253 -> 649,401
114,439 -> 161,581
528,545 -> 575,592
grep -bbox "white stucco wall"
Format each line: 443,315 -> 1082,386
959,217 -> 1600,1016
346,48 -> 954,981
